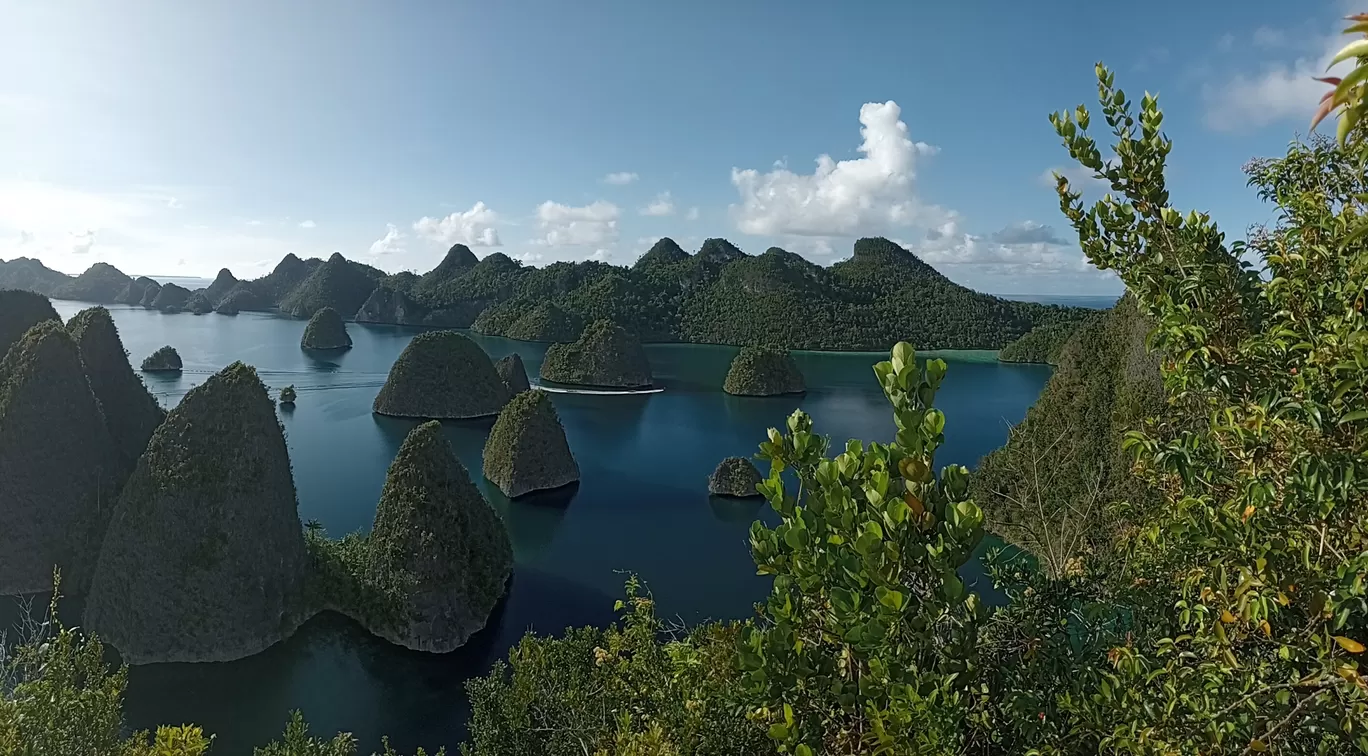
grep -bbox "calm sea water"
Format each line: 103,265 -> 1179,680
10,302 -> 1052,754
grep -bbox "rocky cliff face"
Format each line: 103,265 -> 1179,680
300,306 -> 352,349
364,421 -> 513,652
139,281 -> 163,308
482,390 -> 579,498
84,361 -> 310,663
722,347 -> 806,396
0,289 -> 60,359
0,321 -> 121,595
539,319 -> 653,388
494,353 -> 530,394
373,331 -> 510,419
65,307 -> 165,475
708,456 -> 763,497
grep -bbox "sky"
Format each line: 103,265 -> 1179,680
0,0 -> 1357,295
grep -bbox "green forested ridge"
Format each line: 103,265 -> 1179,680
185,291 -> 213,314
150,282 -> 192,312
65,307 -> 166,472
9,48 -> 1368,756
971,295 -> 1162,575
0,289 -> 60,358
998,318 -> 1095,364
2,236 -> 1089,351
215,285 -> 264,314
51,262 -> 131,304
0,256 -> 70,295
115,276 -> 160,306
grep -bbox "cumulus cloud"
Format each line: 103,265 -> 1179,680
368,224 -> 406,257
604,171 -> 639,185
534,200 -> 620,246
640,192 -> 675,217
1203,12 -> 1355,132
989,221 -> 1065,246
901,220 -> 1098,276
589,248 -> 610,261
412,201 -> 501,246
730,100 -> 949,238
686,206 -> 700,221
511,251 -> 544,263
299,219 -> 317,229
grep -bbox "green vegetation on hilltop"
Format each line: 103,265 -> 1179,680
52,262 -> 131,304
84,361 -> 310,664
722,346 -> 805,396
150,282 -> 192,312
301,306 -> 353,349
66,307 -> 166,472
202,268 -> 239,306
279,385 -> 297,404
706,456 -> 762,497
539,319 -> 652,388
997,319 -> 1093,364
501,301 -> 584,342
0,288 -> 60,358
373,331 -> 510,419
0,320 -> 121,595
279,253 -> 385,318
0,256 -> 69,295
140,345 -> 182,371
482,390 -> 579,498
366,421 -> 513,651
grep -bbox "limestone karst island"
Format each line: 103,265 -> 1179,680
4,3 -> 1364,754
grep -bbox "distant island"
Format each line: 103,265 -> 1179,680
0,236 -> 1096,352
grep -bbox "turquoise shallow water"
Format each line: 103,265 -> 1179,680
9,302 -> 1052,754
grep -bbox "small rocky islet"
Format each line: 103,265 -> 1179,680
539,318 -> 653,389
141,345 -> 183,372
300,305 -> 352,350
722,346 -> 806,396
708,456 -> 764,498
494,352 -> 531,394
373,330 -> 510,419
483,389 -> 580,498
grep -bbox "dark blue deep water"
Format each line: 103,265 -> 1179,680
13,302 -> 1052,754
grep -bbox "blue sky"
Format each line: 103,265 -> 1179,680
0,0 -> 1355,294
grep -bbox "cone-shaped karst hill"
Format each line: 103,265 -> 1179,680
483,390 -> 580,498
373,331 -> 510,419
66,307 -> 165,472
300,306 -> 352,349
367,421 -> 512,652
0,289 -> 60,359
708,456 -> 763,497
539,319 -> 653,388
495,353 -> 530,394
722,346 -> 806,396
141,345 -> 182,371
0,320 -> 121,595
84,361 -> 310,664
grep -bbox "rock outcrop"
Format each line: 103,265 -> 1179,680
494,353 -> 530,394
539,319 -> 653,388
150,282 -> 192,312
84,362 -> 311,664
116,276 -> 160,306
708,456 -> 764,497
0,321 -> 121,595
65,307 -> 165,473
0,289 -> 60,359
373,331 -> 510,419
141,345 -> 182,372
52,263 -> 131,303
365,421 -> 513,652
722,347 -> 806,396
185,291 -> 213,314
482,390 -> 579,498
300,306 -> 352,350
214,285 -> 262,314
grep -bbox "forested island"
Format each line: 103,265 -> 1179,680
0,236 -> 1090,352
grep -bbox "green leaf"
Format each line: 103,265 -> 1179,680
891,342 -> 914,372
875,586 -> 906,611
1339,409 -> 1368,424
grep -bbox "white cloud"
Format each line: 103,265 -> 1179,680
589,248 -> 610,261
640,192 -> 675,217
686,206 -> 700,221
166,197 -> 183,209
246,219 -> 263,226
368,224 -> 406,257
534,200 -> 620,246
511,251 -> 543,263
902,220 -> 1099,276
1038,162 -> 1115,192
1203,13 -> 1356,132
730,100 -> 950,238
604,171 -> 639,185
412,201 -> 501,246
299,219 -> 317,229
70,229 -> 95,254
